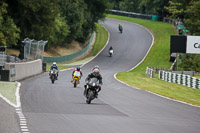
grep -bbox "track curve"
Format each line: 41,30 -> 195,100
20,18 -> 200,133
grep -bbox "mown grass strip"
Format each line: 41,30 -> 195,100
0,81 -> 17,105
107,14 -> 200,106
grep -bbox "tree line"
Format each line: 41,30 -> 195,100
0,0 -> 108,48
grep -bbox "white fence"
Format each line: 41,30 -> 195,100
159,70 -> 200,89
146,67 -> 155,78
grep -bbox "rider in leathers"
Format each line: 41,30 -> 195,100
49,62 -> 59,80
71,66 -> 83,83
84,67 -> 102,98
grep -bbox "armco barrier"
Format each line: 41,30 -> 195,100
43,32 -> 95,63
159,70 -> 200,89
4,59 -> 42,81
109,10 -> 152,20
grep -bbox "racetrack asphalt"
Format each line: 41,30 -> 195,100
18,18 -> 200,133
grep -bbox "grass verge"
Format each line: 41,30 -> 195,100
86,23 -> 108,57
0,81 -> 17,105
107,14 -> 200,106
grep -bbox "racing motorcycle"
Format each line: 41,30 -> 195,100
119,26 -> 123,33
84,78 -> 100,104
72,71 -> 81,87
109,49 -> 114,57
50,68 -> 58,84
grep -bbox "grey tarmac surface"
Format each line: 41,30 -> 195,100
0,98 -> 19,133
20,18 -> 200,133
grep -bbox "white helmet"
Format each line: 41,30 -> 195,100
53,62 -> 57,66
93,68 -> 100,76
94,65 -> 100,71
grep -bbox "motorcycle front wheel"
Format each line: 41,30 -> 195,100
74,79 -> 77,87
86,90 -> 94,104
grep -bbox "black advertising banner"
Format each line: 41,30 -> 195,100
170,35 -> 187,53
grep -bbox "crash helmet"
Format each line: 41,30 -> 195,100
94,65 -> 100,70
93,68 -> 100,77
76,66 -> 80,71
53,62 -> 57,67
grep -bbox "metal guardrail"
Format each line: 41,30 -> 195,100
43,32 -> 95,63
109,10 -> 152,20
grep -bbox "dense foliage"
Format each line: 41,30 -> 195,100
109,0 -> 170,16
0,1 -> 20,47
0,0 -> 108,48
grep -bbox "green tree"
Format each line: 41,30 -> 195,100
0,1 -> 20,47
141,0 -> 169,16
59,0 -> 86,42
48,14 -> 70,47
184,0 -> 200,35
166,0 -> 191,19
108,0 -> 123,10
119,0 -> 141,13
7,0 -> 70,47
16,0 -> 59,41
76,0 -> 109,42
179,54 -> 200,72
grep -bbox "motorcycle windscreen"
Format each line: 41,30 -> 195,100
89,78 -> 99,85
74,71 -> 80,77
52,68 -> 57,74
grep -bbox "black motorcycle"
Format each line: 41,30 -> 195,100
119,26 -> 123,33
85,78 -> 100,104
50,68 -> 58,84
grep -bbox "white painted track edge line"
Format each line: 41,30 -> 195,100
16,82 -> 21,107
0,93 -> 16,107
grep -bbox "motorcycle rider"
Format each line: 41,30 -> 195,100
109,46 -> 114,56
118,24 -> 123,33
84,66 -> 102,98
71,66 -> 83,83
49,62 -> 59,80
92,65 -> 100,71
